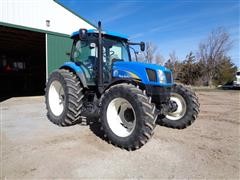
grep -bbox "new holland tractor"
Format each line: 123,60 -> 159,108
45,22 -> 200,150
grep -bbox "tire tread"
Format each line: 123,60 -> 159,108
45,69 -> 84,127
99,83 -> 157,150
157,84 -> 200,129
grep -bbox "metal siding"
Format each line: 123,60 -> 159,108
47,34 -> 73,74
0,0 -> 95,35
0,21 -> 70,38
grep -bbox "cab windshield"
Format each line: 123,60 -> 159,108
71,36 -> 131,84
102,38 -> 131,63
72,37 -> 130,63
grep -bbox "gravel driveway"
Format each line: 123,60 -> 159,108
1,90 -> 239,179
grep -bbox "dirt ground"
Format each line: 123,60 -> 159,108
1,90 -> 240,179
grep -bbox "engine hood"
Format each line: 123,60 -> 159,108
112,61 -> 173,86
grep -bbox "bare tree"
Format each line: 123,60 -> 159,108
141,42 -> 165,65
154,52 -> 165,65
169,50 -> 178,63
143,42 -> 157,63
165,51 -> 181,79
198,27 -> 232,86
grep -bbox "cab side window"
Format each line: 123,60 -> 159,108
72,40 -> 97,84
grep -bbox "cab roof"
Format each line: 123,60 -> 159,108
71,29 -> 128,40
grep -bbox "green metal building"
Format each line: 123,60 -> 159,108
0,0 -> 95,97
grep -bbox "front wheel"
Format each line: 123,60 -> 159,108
100,83 -> 157,150
45,69 -> 84,126
156,84 -> 200,129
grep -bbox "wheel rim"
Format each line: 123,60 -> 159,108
166,93 -> 187,121
106,98 -> 136,137
48,80 -> 65,116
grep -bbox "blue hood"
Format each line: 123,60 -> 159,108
112,61 -> 173,86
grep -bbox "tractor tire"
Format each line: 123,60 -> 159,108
99,83 -> 157,150
45,69 -> 84,126
156,84 -> 200,129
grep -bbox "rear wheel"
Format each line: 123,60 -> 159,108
157,84 -> 200,129
100,83 -> 157,150
45,69 -> 84,126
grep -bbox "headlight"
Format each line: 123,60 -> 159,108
157,70 -> 166,83
146,68 -> 157,82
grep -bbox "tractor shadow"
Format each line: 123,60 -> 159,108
88,118 -> 107,141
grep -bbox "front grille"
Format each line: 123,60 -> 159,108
146,68 -> 157,82
164,71 -> 172,83
145,85 -> 171,104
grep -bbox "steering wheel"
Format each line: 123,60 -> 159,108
103,50 -> 115,57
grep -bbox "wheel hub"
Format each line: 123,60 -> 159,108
124,108 -> 135,122
106,98 -> 136,137
166,93 -> 187,121
168,100 -> 178,112
48,80 -> 65,116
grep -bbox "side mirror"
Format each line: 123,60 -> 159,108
79,29 -> 88,40
140,42 -> 145,51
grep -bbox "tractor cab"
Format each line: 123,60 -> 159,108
70,29 -> 131,85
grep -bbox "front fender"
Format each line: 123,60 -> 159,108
60,62 -> 88,88
103,78 -> 145,94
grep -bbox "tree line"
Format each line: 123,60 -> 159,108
137,27 -> 237,86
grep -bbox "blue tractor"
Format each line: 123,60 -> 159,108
45,22 -> 200,150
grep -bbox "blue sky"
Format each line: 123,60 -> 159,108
58,0 -> 239,67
